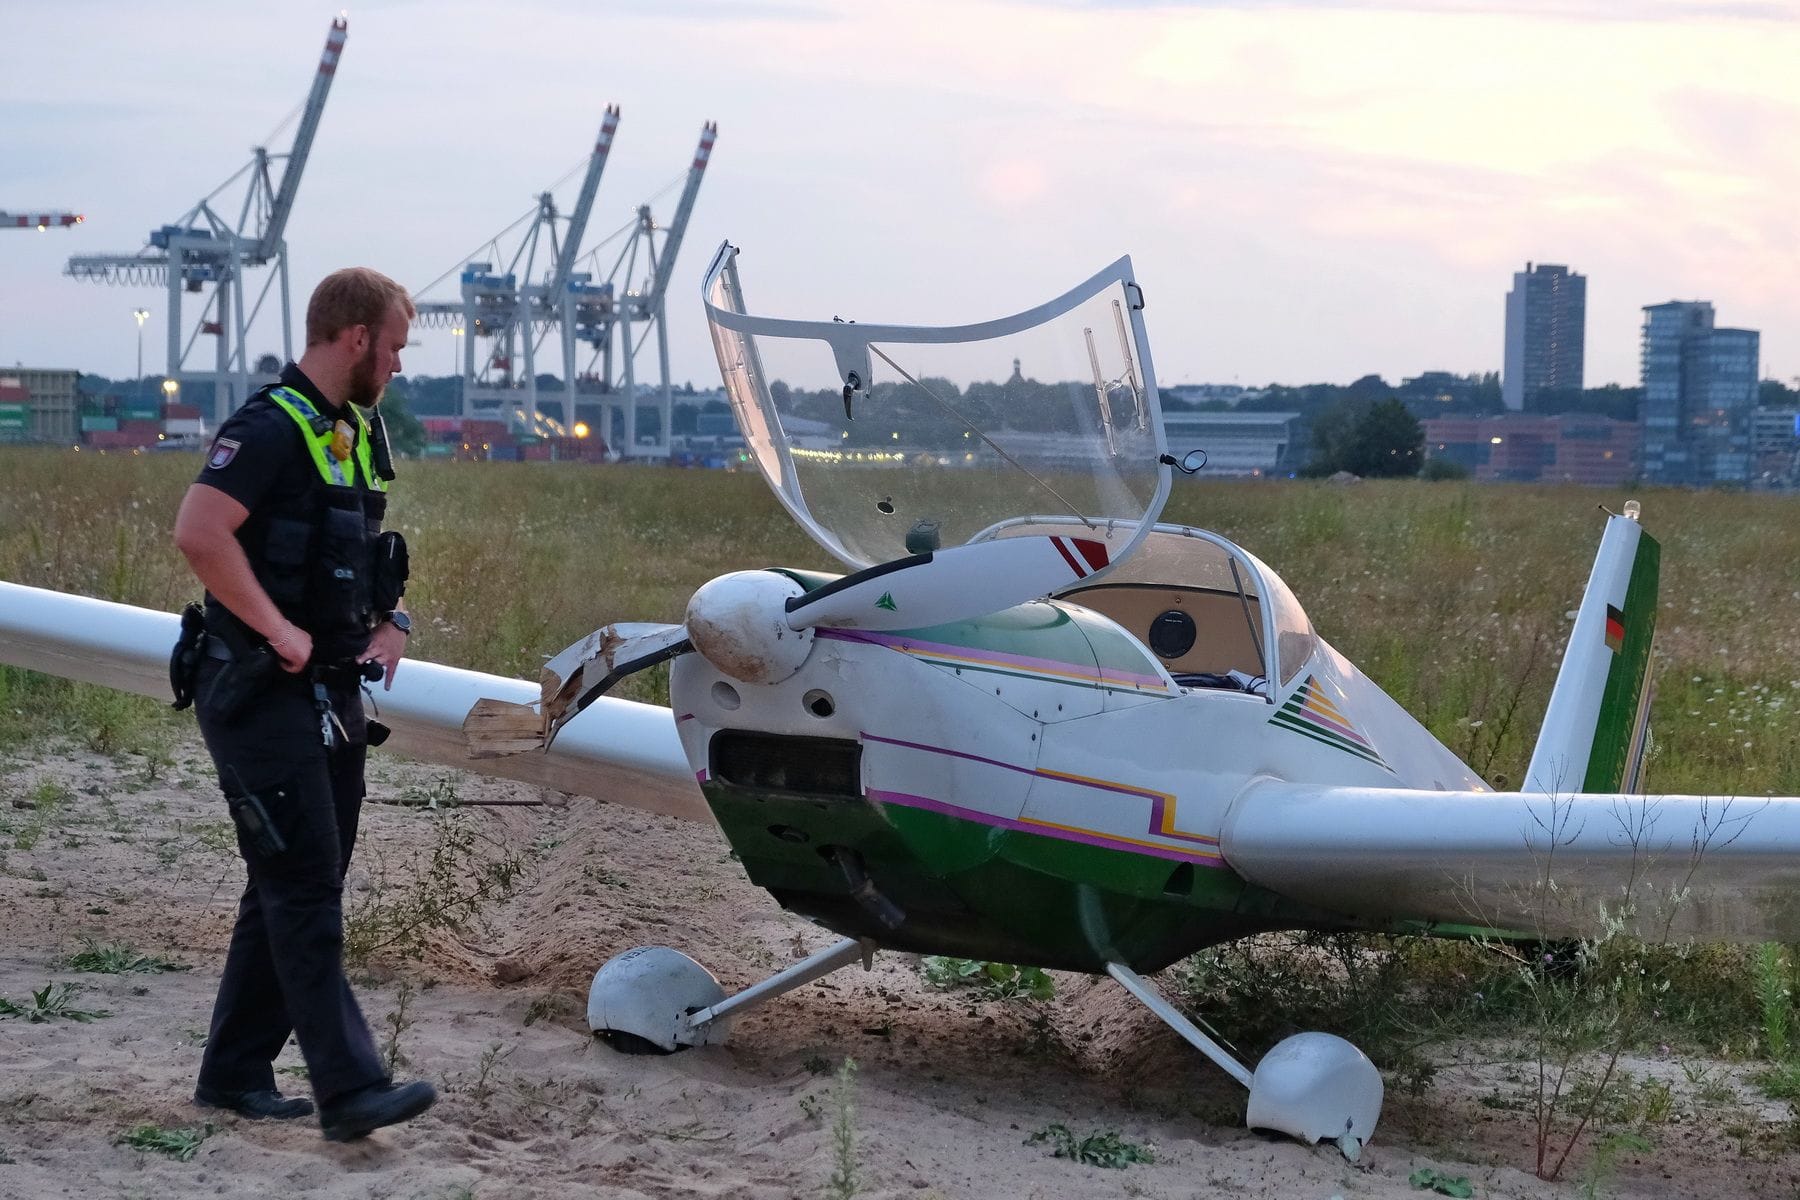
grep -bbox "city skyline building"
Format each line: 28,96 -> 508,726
1640,300 -> 1760,486
1502,262 -> 1587,411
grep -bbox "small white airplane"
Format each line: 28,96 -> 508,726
4,242 -> 1797,1161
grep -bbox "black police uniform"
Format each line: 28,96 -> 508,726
189,362 -> 391,1108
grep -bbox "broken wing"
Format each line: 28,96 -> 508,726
0,582 -> 706,824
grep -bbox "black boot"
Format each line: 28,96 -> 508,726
194,1085 -> 316,1120
318,1080 -> 437,1142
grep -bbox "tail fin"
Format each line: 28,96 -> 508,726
1525,505 -> 1660,795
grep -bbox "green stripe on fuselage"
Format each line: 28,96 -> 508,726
1269,711 -> 1387,767
702,774 -> 1353,974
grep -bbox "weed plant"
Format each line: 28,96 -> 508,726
468,1042 -> 514,1102
919,956 -> 1055,1001
381,980 -> 416,1074
1408,1168 -> 1474,1197
343,803 -> 526,965
828,1057 -> 860,1199
0,982 -> 108,1022
65,939 -> 187,974
1025,1123 -> 1155,1168
115,1123 -> 212,1162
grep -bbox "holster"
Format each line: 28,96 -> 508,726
168,602 -> 208,711
197,640 -> 280,724
371,529 -> 409,614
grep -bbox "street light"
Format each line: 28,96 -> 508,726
132,309 -> 150,397
450,327 -> 463,379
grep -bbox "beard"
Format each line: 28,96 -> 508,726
345,339 -> 384,408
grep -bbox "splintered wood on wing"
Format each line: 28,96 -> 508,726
462,698 -> 547,759
459,627 -> 613,760
461,622 -> 689,759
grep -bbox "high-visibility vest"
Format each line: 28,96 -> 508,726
266,386 -> 388,494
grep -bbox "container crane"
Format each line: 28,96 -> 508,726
587,120 -> 717,458
412,106 -> 621,435
2,212 -> 84,231
63,16 -> 348,425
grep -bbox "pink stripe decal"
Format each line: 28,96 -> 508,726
863,732 -> 1220,849
868,788 -> 1224,867
1298,705 -> 1374,749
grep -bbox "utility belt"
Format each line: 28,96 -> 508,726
170,608 -> 389,747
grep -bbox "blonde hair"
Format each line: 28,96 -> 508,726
305,267 -> 416,347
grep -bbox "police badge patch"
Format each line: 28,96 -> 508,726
207,438 -> 241,470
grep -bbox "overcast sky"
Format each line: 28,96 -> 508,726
3,0 -> 1795,392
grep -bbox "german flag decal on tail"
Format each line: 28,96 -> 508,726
1604,605 -> 1626,654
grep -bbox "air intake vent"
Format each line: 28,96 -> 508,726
710,732 -> 862,799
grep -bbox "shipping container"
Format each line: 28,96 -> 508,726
80,416 -> 121,433
163,403 -> 202,420
86,430 -> 149,448
163,419 -> 205,436
119,419 -> 162,436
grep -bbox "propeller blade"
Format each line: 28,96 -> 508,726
784,535 -> 1110,632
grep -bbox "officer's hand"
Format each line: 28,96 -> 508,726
359,620 -> 408,691
271,625 -> 312,674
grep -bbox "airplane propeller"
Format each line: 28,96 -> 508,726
461,533 -> 1113,756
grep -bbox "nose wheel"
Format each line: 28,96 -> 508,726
587,937 -> 876,1052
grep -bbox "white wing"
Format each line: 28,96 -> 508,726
1222,780 -> 1800,941
0,582 -> 707,823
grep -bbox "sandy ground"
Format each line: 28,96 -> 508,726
4,735 -> 1800,1200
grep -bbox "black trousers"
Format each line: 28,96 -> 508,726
193,659 -> 386,1105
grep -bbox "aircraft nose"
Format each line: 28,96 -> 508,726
685,570 -> 815,685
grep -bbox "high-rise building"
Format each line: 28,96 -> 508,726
1502,263 -> 1586,411
1640,301 -> 1760,486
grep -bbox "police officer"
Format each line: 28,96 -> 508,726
172,267 -> 435,1141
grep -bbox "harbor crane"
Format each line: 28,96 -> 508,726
412,119 -> 716,458
2,212 -> 84,231
63,15 -> 348,425
412,105 -> 622,437
591,121 -> 717,457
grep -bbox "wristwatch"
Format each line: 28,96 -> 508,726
383,610 -> 412,636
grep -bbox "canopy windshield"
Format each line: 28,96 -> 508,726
701,242 -> 1172,570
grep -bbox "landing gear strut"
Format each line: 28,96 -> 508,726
1106,962 -> 1382,1161
588,937 -> 876,1053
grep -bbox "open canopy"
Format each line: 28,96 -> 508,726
701,242 -> 1172,571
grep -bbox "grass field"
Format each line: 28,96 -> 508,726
2,446 -> 1795,792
